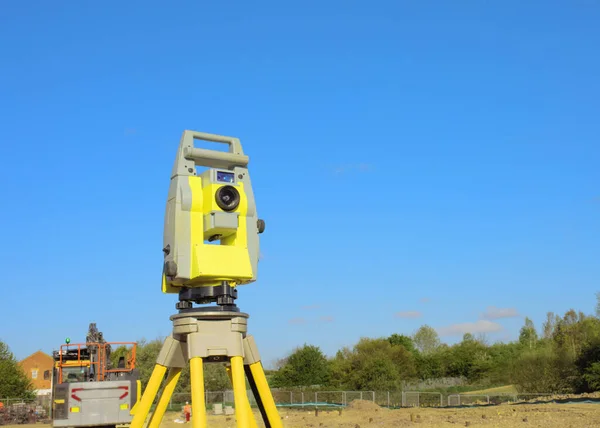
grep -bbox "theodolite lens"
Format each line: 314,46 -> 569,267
215,185 -> 240,211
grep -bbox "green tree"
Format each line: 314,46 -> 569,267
542,312 -> 556,339
445,334 -> 491,382
509,345 -> 577,393
553,310 -> 596,360
109,345 -> 130,369
204,363 -> 231,391
328,347 -> 353,389
582,362 -> 600,391
412,325 -> 441,355
0,340 -> 34,398
331,338 -> 416,390
134,338 -> 164,389
510,306 -> 600,394
415,347 -> 448,380
270,344 -> 330,388
574,321 -> 600,392
519,317 -> 538,349
485,342 -> 521,386
462,333 -> 475,343
388,334 -> 416,353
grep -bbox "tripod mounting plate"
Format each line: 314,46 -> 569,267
170,309 -> 249,322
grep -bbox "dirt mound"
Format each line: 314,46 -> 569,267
346,399 -> 382,411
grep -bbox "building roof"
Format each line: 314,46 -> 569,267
19,350 -> 54,363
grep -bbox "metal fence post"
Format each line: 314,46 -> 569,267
387,391 -> 390,408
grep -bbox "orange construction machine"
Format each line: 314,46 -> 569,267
51,323 -> 140,428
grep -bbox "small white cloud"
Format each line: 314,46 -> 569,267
288,317 -> 307,325
301,304 -> 320,311
480,306 -> 520,320
319,316 -> 334,323
419,297 -> 431,304
437,320 -> 504,336
394,311 -> 422,319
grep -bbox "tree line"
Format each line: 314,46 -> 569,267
123,294 -> 600,394
2,294 -> 600,398
270,295 -> 600,394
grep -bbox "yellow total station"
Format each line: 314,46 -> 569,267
162,131 -> 266,296
131,130 -> 281,428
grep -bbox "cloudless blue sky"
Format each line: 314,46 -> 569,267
1,1 -> 599,367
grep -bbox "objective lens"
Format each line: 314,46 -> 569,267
215,185 -> 240,211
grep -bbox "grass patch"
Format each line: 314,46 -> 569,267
415,384 -> 517,395
463,385 -> 518,395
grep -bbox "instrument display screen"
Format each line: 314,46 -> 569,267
216,171 -> 235,183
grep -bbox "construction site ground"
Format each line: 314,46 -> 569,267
6,399 -> 600,428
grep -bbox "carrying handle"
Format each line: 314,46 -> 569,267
184,131 -> 245,155
173,130 -> 249,176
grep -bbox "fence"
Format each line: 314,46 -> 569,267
0,395 -> 51,425
167,390 -> 557,411
168,390 -> 375,411
444,393 -> 554,407
374,391 -> 404,408
1,390 -> 558,420
402,391 -> 444,407
448,394 -> 489,406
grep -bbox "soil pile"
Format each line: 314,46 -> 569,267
346,399 -> 383,411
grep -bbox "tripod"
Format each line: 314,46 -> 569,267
129,303 -> 282,428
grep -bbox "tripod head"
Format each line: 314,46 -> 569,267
162,131 -> 266,309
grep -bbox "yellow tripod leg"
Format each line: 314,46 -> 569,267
249,362 -> 283,428
130,364 -> 168,428
230,356 -> 251,428
226,365 -> 258,428
148,367 -> 182,428
190,357 -> 207,428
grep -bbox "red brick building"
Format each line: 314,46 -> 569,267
19,350 -> 54,391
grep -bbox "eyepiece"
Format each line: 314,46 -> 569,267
215,185 -> 240,211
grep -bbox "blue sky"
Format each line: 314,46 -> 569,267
1,1 -> 599,368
